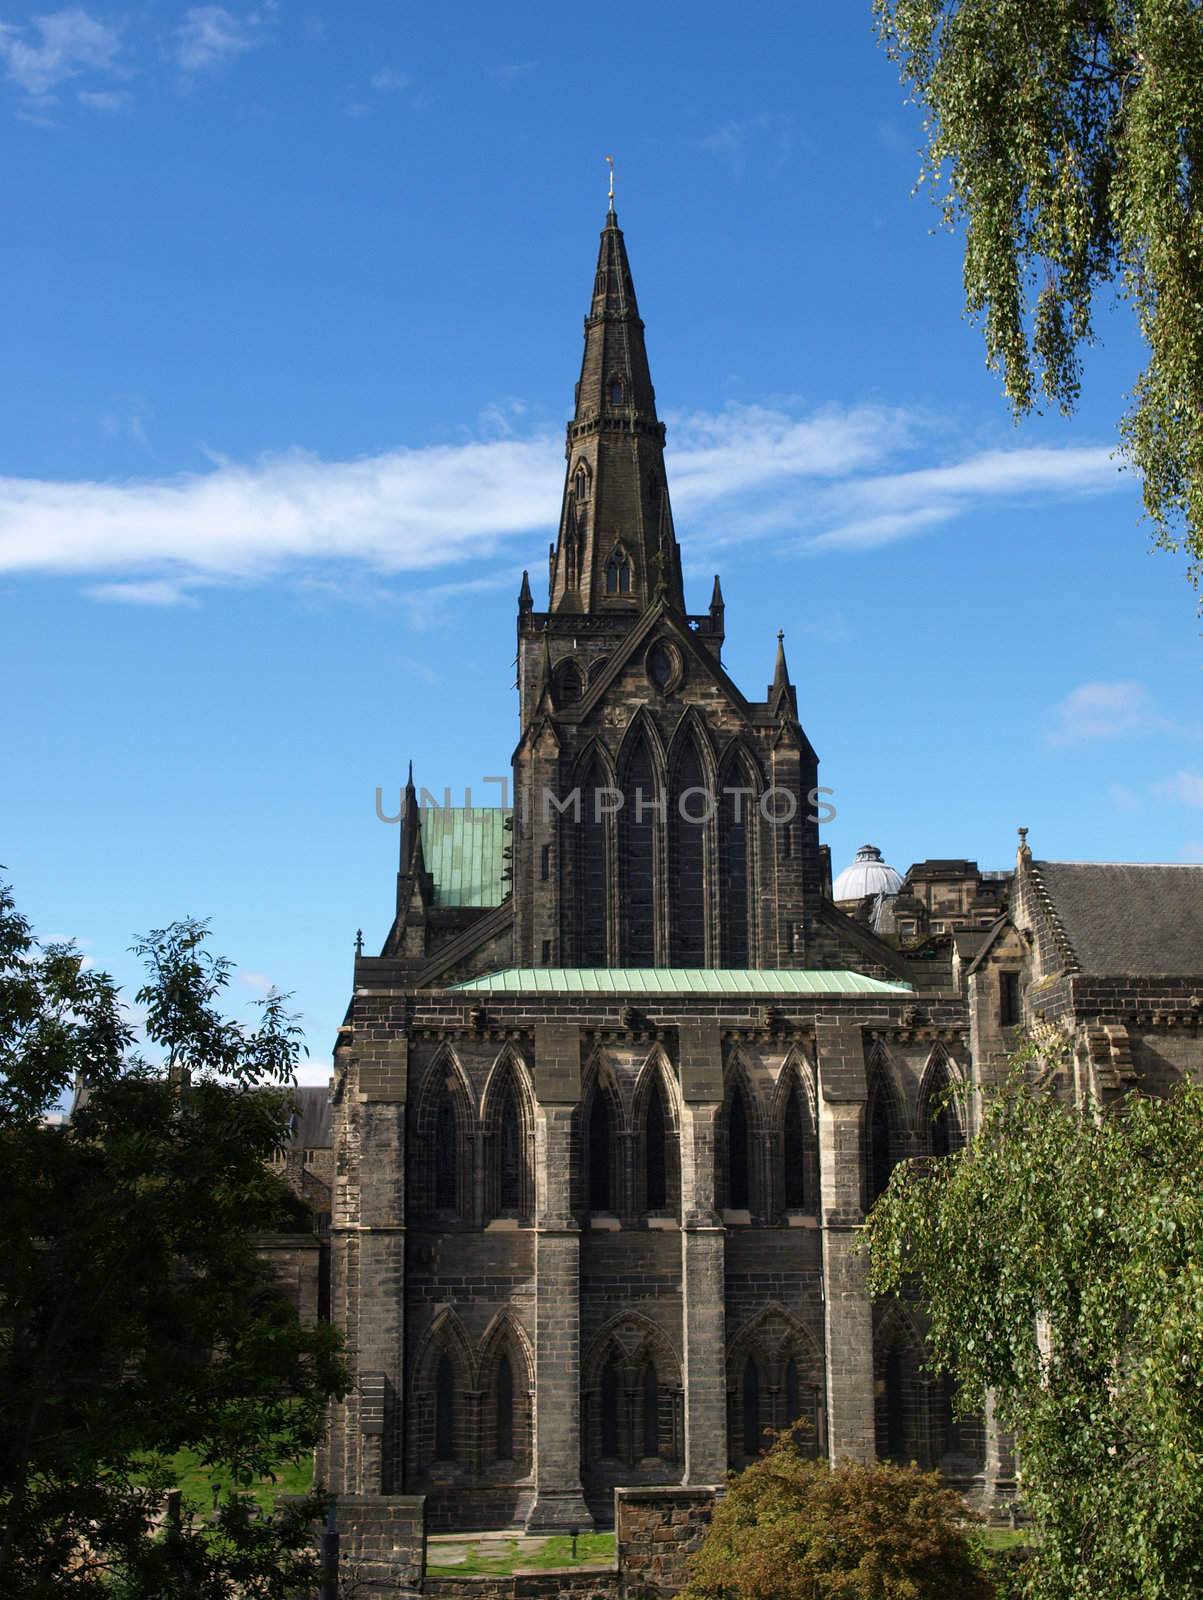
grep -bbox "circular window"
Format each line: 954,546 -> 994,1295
645,640 -> 683,694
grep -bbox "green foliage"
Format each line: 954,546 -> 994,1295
864,1048 -> 1203,1598
875,0 -> 1203,584
0,879 -> 348,1597
680,1428 -> 993,1600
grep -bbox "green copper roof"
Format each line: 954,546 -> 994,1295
422,807 -> 511,908
447,967 -> 912,995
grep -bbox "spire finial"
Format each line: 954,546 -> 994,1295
605,154 -> 615,213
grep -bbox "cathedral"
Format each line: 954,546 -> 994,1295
318,205 -> 1203,1544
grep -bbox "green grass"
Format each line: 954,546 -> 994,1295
427,1533 -> 616,1575
976,1526 -> 1030,1551
159,1446 -> 314,1516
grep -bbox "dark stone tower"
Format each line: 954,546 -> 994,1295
511,208 -> 830,972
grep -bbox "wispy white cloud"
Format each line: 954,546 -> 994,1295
0,403 -> 1132,606
86,577 -> 206,606
77,84 -> 128,109
692,112 -> 795,177
369,67 -> 408,93
1046,681 -> 1201,747
0,6 -> 123,112
1153,771 -> 1203,808
811,446 -> 1122,553
174,6 -> 264,72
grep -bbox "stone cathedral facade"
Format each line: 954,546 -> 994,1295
319,208 -> 1203,1540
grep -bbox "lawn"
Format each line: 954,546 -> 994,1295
159,1446 -> 314,1516
427,1533 -> 616,1575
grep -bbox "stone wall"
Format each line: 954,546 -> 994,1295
335,1494 -> 425,1597
614,1485 -> 721,1597
324,1486 -> 719,1599
425,1572 -> 619,1600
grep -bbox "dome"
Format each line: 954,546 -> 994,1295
833,843 -> 904,903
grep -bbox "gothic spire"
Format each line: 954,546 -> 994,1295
768,629 -> 798,720
548,210 -> 685,615
772,630 -> 791,694
400,759 -> 423,875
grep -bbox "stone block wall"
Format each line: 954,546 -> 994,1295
336,1494 -> 426,1597
614,1485 -> 720,1597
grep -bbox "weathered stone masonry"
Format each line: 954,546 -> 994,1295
316,205 -> 1203,1568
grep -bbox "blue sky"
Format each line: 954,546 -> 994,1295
2,1 -> 1201,1078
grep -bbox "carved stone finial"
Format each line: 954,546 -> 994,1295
354,928 -> 364,956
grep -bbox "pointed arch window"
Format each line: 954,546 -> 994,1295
609,377 -> 624,406
645,1080 -> 667,1212
557,661 -> 583,705
574,753 -> 607,966
784,1356 -> 800,1434
606,549 -> 632,595
495,1354 -> 514,1461
883,1343 -> 906,1462
867,1080 -> 895,1205
600,1360 -> 620,1459
923,1063 -> 958,1160
499,1088 -> 521,1212
783,1081 -> 806,1210
725,1086 -> 751,1211
642,1361 -> 660,1459
574,462 -> 590,501
742,1358 -> 762,1458
620,734 -> 658,965
588,1090 -> 613,1212
670,737 -> 708,966
435,1353 -> 455,1461
434,1090 -> 458,1214
719,759 -> 754,966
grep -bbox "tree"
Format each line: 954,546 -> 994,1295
874,0 -> 1203,584
680,1426 -> 993,1600
863,1039 -> 1203,1599
0,879 -> 347,1597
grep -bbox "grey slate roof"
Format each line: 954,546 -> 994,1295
288,1085 -> 332,1148
1036,860 -> 1203,975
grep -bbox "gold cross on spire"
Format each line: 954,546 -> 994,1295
604,154 -> 615,212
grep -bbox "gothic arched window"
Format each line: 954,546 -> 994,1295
575,462 -> 589,501
499,1088 -> 521,1213
495,1354 -> 514,1461
645,1080 -> 667,1211
670,739 -> 707,966
783,1082 -> 806,1210
884,1343 -> 906,1462
719,760 -> 753,965
923,1064 -> 957,1160
642,1361 -> 659,1459
574,754 -> 607,966
867,1080 -> 895,1205
785,1355 -> 800,1433
742,1357 -> 762,1458
726,1087 -> 751,1211
589,1091 -> 613,1212
601,1360 -> 620,1459
621,734 -> 658,965
435,1353 -> 455,1461
434,1091 -> 457,1214
606,550 -> 631,595
610,377 -> 624,405
557,661 -> 583,705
